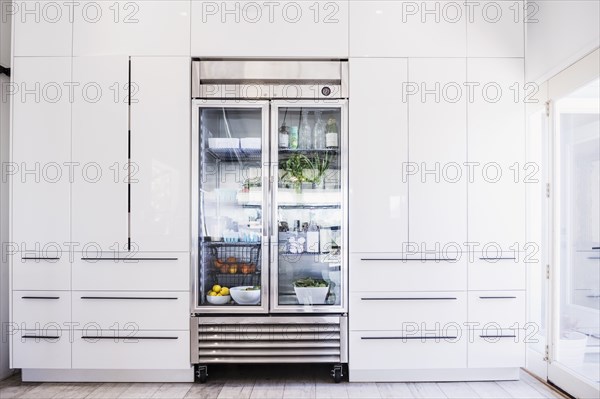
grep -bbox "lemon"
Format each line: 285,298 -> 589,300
212,285 -> 221,293
207,291 -> 216,296
216,293 -> 223,296
220,287 -> 229,296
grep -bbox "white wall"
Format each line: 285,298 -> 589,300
526,0 -> 600,82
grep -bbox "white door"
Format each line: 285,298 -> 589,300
407,58 -> 467,251
72,56 -> 129,252
11,57 -> 71,252
129,57 -> 190,252
349,58 -> 409,253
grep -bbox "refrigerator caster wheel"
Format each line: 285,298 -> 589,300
331,365 -> 343,383
196,365 -> 208,383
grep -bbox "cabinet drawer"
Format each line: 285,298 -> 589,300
350,292 -> 466,331
13,331 -> 71,369
12,255 -> 70,291
351,254 -> 466,292
350,330 -> 466,370
468,329 -> 525,368
73,291 -> 189,330
12,291 -> 71,328
72,330 -> 189,369
469,254 -> 526,290
468,291 -> 525,328
73,253 -> 189,291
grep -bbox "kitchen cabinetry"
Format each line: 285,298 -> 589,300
467,0 -> 525,57
73,1 -> 190,56
467,58 -> 526,250
349,1 -> 466,57
72,56 -> 129,251
407,58 -> 467,248
11,57 -> 71,250
191,1 -> 348,57
12,0 -> 73,56
349,58 -> 408,253
0,0 -> 11,66
130,57 -> 190,252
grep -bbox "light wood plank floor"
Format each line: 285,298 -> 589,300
0,366 -> 570,399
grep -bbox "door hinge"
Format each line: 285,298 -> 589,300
543,344 -> 549,361
545,101 -> 550,117
546,183 -> 550,198
546,264 -> 550,279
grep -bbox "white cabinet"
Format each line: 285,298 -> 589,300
12,57 -> 71,250
349,58 -> 408,253
0,0 -> 11,65
191,1 -> 348,57
12,291 -> 71,328
468,330 -> 525,368
73,1 -> 190,56
72,56 -> 129,251
350,1 -> 466,57
12,0 -> 73,56
467,0 -> 524,57
13,332 -> 71,369
467,58 -> 525,250
130,57 -> 190,252
407,58 -> 467,248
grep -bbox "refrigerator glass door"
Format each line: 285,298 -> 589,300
271,101 -> 348,313
192,101 -> 269,313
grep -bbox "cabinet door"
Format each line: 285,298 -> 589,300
73,1 -> 190,56
349,58 -> 408,253
0,0 -> 11,65
467,0 -> 524,57
72,56 -> 129,251
12,0 -> 73,56
130,57 -> 190,252
468,58 -> 525,250
12,57 -> 71,250
350,1 -> 466,57
408,58 -> 467,249
191,1 -> 349,57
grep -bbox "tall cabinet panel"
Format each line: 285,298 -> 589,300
467,58 -> 526,251
349,58 -> 408,253
130,57 -> 190,252
408,58 -> 467,249
12,57 -> 71,250
72,56 -> 129,251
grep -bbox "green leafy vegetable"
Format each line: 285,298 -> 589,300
293,278 -> 329,288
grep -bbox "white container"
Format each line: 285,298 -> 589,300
240,137 -> 261,150
208,137 -> 240,149
558,331 -> 588,365
294,286 -> 330,305
230,286 -> 261,305
206,295 -> 231,305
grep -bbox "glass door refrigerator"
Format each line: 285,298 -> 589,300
191,60 -> 349,383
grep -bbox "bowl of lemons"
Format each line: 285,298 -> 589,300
206,285 -> 231,305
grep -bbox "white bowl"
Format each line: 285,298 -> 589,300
230,286 -> 261,305
206,295 -> 231,305
294,286 -> 329,305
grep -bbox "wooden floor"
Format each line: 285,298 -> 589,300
0,366 -> 569,399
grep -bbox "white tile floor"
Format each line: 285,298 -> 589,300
0,366 -> 569,399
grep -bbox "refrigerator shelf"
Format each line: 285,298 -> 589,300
205,147 -> 262,162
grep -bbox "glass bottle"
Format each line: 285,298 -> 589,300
306,213 -> 320,254
289,126 -> 299,150
325,117 -> 339,149
298,110 -> 312,149
312,111 -> 326,150
279,123 -> 289,148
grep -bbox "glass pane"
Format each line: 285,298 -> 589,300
197,107 -> 264,307
555,78 -> 600,386
527,108 -> 548,357
276,106 -> 343,307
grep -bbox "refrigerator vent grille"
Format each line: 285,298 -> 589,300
193,318 -> 345,364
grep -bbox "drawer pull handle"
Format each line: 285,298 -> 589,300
82,336 -> 178,340
361,336 -> 458,340
361,297 -> 457,301
81,297 -> 178,300
21,257 -> 60,261
478,296 -> 517,299
587,257 -> 600,260
360,258 -> 457,262
21,296 -> 60,300
81,257 -> 179,261
479,257 -> 516,260
592,247 -> 600,250
22,335 -> 60,339
479,335 -> 516,338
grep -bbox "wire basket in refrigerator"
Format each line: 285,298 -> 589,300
201,243 -> 262,292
